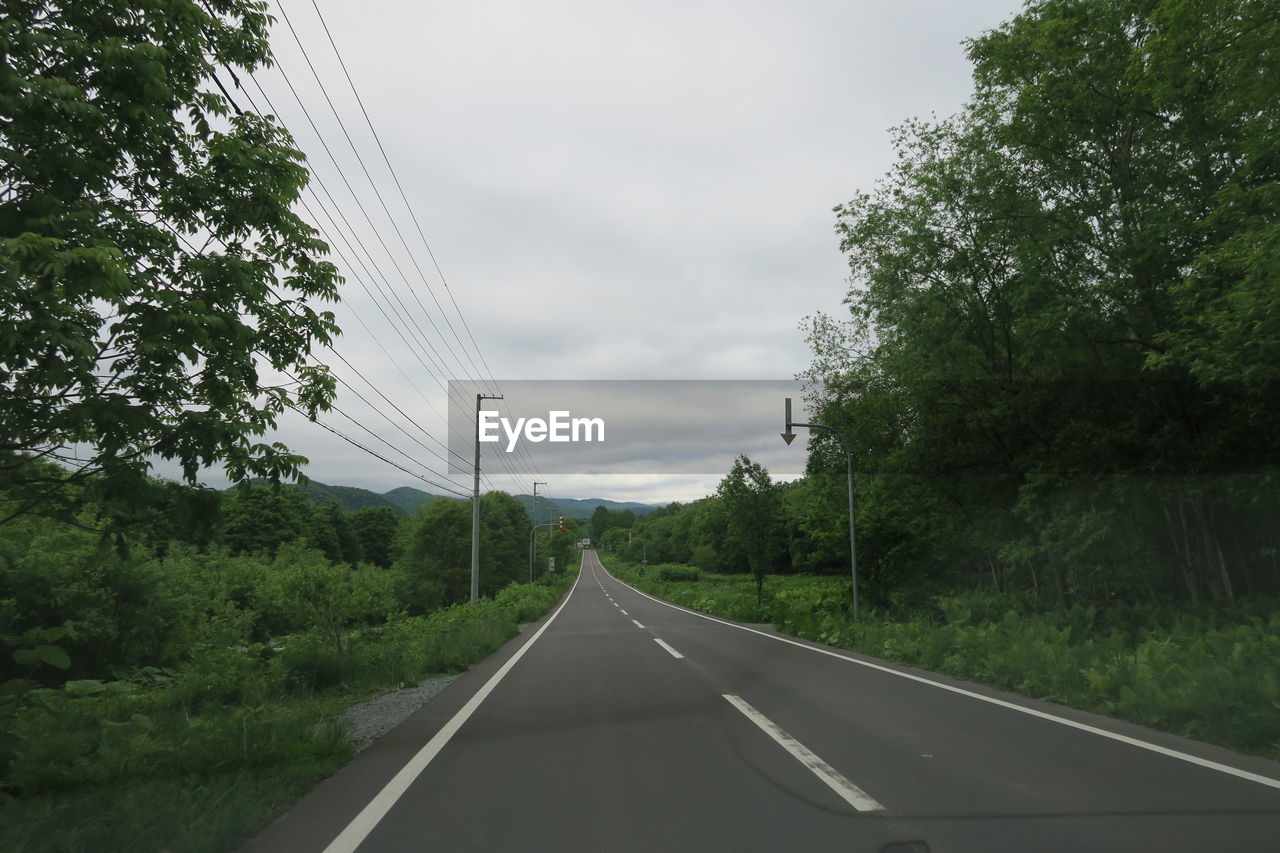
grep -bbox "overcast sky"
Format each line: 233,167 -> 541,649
162,0 -> 1025,504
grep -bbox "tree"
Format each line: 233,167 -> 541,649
0,0 -> 340,525
395,493 -> 529,612
716,456 -> 781,604
221,483 -> 306,557
807,0 -> 1280,606
350,506 -> 401,569
302,503 -> 362,566
588,506 -> 611,543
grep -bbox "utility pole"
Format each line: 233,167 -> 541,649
781,397 -> 859,619
472,392 -> 503,604
530,480 -> 546,583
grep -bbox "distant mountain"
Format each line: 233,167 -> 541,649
239,479 -> 457,516
382,486 -> 452,516
236,479 -> 658,520
293,480 -> 399,512
513,495 -> 660,521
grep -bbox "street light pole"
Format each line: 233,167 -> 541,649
530,480 -> 546,583
529,521 -> 553,582
782,397 -> 859,619
472,392 -> 503,604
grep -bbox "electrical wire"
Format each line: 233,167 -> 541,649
269,1 -> 544,487
204,1 -> 545,492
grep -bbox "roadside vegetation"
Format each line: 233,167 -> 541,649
606,560 -> 1280,760
0,476 -> 579,853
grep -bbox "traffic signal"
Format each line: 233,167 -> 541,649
557,515 -> 564,531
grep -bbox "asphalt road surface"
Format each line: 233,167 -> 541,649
246,550 -> 1280,852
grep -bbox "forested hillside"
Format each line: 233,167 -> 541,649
242,479 -> 452,516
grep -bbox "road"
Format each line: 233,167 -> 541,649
247,550 -> 1280,852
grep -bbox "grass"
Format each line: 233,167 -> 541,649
0,568 -> 578,853
606,559 -> 1280,760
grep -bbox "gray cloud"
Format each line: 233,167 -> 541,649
158,0 -> 1023,503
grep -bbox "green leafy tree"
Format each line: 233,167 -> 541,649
395,493 -> 529,612
588,506 -> 611,543
221,483 -> 306,556
806,0 -> 1280,606
124,479 -> 222,555
690,495 -> 741,573
257,541 -> 395,652
716,456 -> 781,604
0,0 -> 340,525
543,519 -> 579,578
350,506 -> 401,569
302,503 -> 361,566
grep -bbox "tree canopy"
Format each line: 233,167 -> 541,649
1,0 -> 339,524
803,0 -> 1280,606
716,455 -> 782,603
396,492 -> 531,612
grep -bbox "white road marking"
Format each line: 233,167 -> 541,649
602,564 -> 1280,792
620,609 -> 628,615
322,568 -> 583,853
632,619 -> 646,629
724,694 -> 883,812
654,638 -> 684,659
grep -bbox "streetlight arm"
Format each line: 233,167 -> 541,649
528,521 -> 555,583
789,421 -> 852,455
782,398 -> 859,620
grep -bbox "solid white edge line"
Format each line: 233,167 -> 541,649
724,693 -> 883,812
322,566 -> 584,853
598,563 -> 1280,792
632,619 -> 646,629
653,638 -> 684,659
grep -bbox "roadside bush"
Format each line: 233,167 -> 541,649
657,565 -> 701,582
0,547 -> 581,853
4,677 -> 350,799
271,633 -> 349,694
493,582 -> 559,622
256,542 -> 398,650
690,545 -> 719,572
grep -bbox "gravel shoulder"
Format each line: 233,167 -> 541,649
343,675 -> 459,753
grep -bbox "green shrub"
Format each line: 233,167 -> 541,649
690,545 -> 719,572
0,551 -> 582,852
657,565 -> 702,583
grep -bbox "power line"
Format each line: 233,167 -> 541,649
241,67 -> 506,487
145,179 -> 477,497
273,0 -> 483,387
224,3 -> 542,491
304,0 -> 495,388
249,61 -> 468,399
297,406 -> 470,499
277,0 -> 544,487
